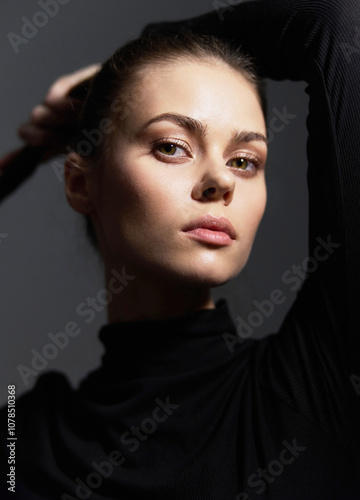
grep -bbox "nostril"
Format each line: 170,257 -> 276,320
204,187 -> 216,197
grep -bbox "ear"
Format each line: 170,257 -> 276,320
64,152 -> 96,215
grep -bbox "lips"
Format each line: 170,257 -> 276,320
182,214 -> 236,240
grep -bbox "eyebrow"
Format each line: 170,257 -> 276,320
140,112 -> 267,145
230,130 -> 268,146
142,113 -> 208,137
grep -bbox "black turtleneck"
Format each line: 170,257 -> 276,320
1,0 -> 360,498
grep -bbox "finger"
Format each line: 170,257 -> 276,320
18,123 -> 54,147
44,64 -> 101,109
30,104 -> 81,127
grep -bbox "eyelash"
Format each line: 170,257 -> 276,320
152,138 -> 191,161
151,138 -> 261,177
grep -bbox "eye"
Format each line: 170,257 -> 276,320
227,155 -> 259,175
158,143 -> 179,156
230,158 -> 249,169
152,139 -> 191,162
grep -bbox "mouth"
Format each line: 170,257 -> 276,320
182,214 -> 236,247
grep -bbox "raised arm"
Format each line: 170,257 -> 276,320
144,0 -> 360,446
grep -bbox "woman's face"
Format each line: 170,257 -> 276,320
89,58 -> 267,288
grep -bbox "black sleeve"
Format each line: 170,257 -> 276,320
143,0 -> 360,450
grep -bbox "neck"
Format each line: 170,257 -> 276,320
103,262 -> 215,324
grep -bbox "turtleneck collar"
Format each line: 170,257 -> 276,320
94,298 -> 237,382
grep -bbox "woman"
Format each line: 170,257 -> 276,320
1,0 -> 360,498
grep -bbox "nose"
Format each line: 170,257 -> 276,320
191,156 -> 236,205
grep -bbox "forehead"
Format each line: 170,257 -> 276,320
124,59 -> 266,135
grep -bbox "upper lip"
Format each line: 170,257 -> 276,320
183,214 -> 236,240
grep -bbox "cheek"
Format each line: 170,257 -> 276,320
97,163 -> 179,246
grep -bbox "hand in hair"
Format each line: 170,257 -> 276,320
0,64 -> 100,171
22,64 -> 101,151
0,64 -> 100,202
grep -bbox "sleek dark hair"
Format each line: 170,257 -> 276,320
69,31 -> 267,253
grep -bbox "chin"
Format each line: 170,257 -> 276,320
166,263 -> 242,289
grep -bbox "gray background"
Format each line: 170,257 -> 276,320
0,0 -> 308,406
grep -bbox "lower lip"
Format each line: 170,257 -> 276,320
183,228 -> 234,246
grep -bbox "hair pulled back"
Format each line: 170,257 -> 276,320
69,31 -> 267,252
